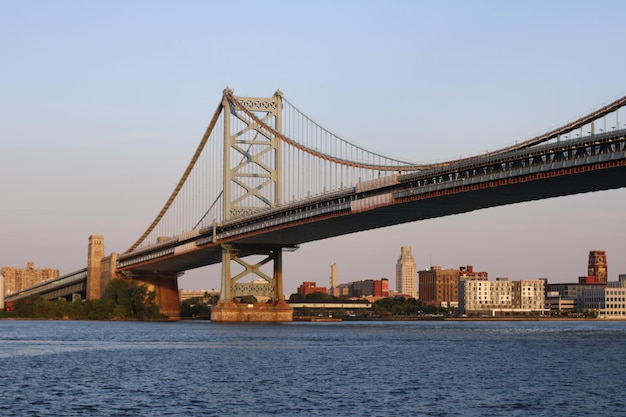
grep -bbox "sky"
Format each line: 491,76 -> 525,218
2,0 -> 626,295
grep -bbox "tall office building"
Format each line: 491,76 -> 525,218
329,262 -> 338,296
396,246 -> 417,298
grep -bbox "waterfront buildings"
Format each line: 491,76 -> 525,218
179,289 -> 219,303
1,262 -> 59,295
291,250 -> 625,318
418,265 -> 488,308
545,251 -> 626,317
580,276 -> 626,318
296,278 -> 388,300
545,283 -> 605,311
458,278 -> 545,316
297,281 -> 327,296
351,278 -> 389,298
396,246 -> 417,298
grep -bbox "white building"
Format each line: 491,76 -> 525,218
459,278 -> 545,316
516,280 -> 545,311
396,246 -> 417,298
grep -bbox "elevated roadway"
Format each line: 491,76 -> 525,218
116,129 -> 626,274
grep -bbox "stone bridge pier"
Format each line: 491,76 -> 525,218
87,235 -> 181,320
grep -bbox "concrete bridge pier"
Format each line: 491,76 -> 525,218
132,272 -> 180,319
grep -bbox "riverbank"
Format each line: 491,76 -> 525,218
338,316 -> 620,322
293,316 -> 342,322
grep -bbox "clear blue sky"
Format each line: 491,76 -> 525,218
2,1 -> 625,294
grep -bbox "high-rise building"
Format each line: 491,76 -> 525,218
329,262 -> 339,296
1,262 -> 60,295
396,246 -> 417,298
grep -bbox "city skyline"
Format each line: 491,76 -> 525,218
2,1 -> 625,297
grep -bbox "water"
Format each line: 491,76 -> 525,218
0,320 -> 624,417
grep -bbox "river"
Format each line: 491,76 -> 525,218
0,320 -> 624,416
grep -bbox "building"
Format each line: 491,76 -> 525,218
179,289 -> 219,303
547,250 -> 610,312
297,281 -> 327,296
544,293 -> 576,314
460,265 -> 488,280
328,262 -> 340,297
334,283 -> 351,297
579,250 -> 608,284
418,265 -> 460,308
396,246 -> 417,298
459,277 -> 512,314
458,278 -> 545,316
351,278 -> 389,298
582,276 -> 626,318
1,262 -> 60,295
513,280 -> 545,311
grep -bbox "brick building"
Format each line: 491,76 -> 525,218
297,281 -> 327,296
351,278 -> 389,298
579,250 -> 608,284
418,266 -> 460,307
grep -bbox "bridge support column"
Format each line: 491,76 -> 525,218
87,235 -> 105,300
132,272 -> 180,320
211,244 -> 293,322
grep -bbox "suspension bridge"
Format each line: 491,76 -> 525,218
7,89 -> 626,321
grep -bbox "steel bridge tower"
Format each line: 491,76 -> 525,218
212,89 -> 292,322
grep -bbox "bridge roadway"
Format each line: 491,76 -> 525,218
5,268 -> 87,303
117,128 -> 626,275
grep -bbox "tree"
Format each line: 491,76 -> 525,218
305,292 -> 335,302
103,279 -> 164,320
180,298 -> 211,318
289,293 -> 305,302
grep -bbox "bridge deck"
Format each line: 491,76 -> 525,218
122,156 -> 626,273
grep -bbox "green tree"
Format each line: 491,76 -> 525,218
305,292 -> 335,302
103,279 -> 163,320
289,293 -> 305,302
180,298 -> 211,318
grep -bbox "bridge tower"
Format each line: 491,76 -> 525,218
212,89 -> 292,322
223,87 -> 283,219
87,235 -> 105,300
